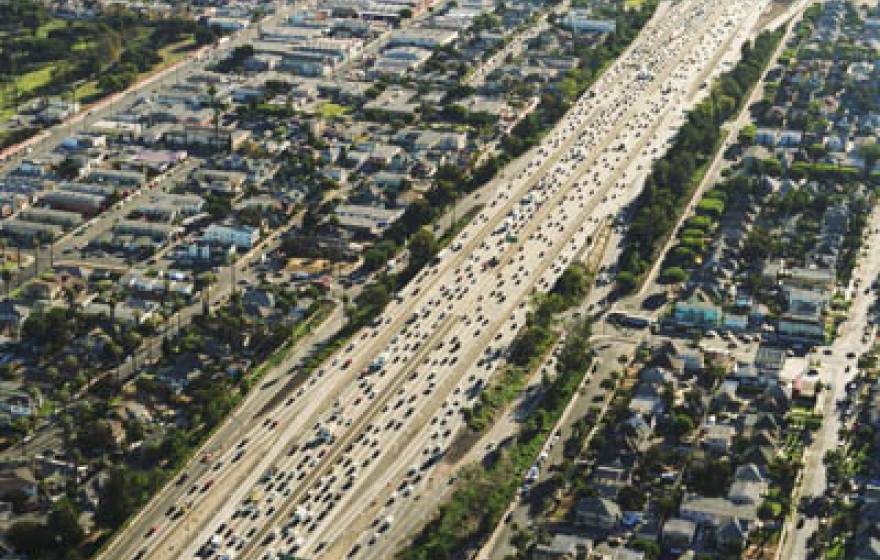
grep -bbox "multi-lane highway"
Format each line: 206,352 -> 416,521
101,1 -> 773,559
350,1 -> 773,558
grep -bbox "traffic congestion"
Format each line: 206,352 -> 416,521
119,0 -> 770,558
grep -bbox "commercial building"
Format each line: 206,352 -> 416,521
20,207 -> 84,228
1,220 -> 63,242
163,125 -> 251,153
41,190 -> 106,215
203,224 -> 260,249
387,27 -> 458,48
87,168 -> 146,189
561,11 -> 617,34
673,297 -> 722,328
113,220 -> 181,242
335,204 -> 405,237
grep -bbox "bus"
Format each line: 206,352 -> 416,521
608,312 -> 652,329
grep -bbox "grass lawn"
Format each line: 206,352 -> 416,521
1,27 -> 198,128
73,80 -> 101,103
35,19 -> 67,39
15,64 -> 57,95
624,0 -> 648,7
71,35 -> 196,104
158,35 -> 198,65
318,102 -> 351,119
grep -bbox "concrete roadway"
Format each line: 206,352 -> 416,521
243,1 -> 771,559
637,0 -> 816,299
98,1 -> 767,559
780,208 -> 880,560
98,39 -> 610,557
469,0 -> 773,557
480,2 -> 813,555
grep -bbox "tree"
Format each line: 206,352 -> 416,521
616,270 -> 637,292
195,26 -> 216,45
7,520 -> 46,557
556,333 -> 591,374
758,500 -> 782,520
407,227 -> 437,272
2,488 -> 30,514
671,413 -> 695,439
357,282 -> 390,310
46,497 -> 84,549
95,467 -> 137,529
508,325 -> 550,366
660,266 -> 688,284
552,264 -> 588,304
55,156 -> 81,180
362,240 -> 397,271
207,83 -> 225,152
631,539 -> 661,560
77,418 -> 118,456
618,485 -> 646,510
859,142 -> 880,178
689,457 -> 732,496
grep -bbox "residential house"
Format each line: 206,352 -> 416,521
778,129 -> 803,148
243,288 -> 276,317
591,464 -> 630,499
754,128 -> 779,147
679,494 -> 759,527
0,383 -> 41,420
852,531 -> 880,560
727,464 -> 767,506
0,468 -> 38,500
629,382 -> 665,422
663,518 -> 697,551
663,341 -> 705,373
573,496 -> 622,531
786,266 -> 835,292
0,300 -> 29,338
532,534 -> 592,560
702,423 -> 736,453
778,308 -> 825,340
754,345 -> 787,381
716,518 -> 751,549
623,414 -> 653,453
26,279 -> 62,302
673,296 -> 722,329
589,544 -> 644,560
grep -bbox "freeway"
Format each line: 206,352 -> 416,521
637,0 -> 817,298
104,1 -> 772,559
354,0 -> 772,558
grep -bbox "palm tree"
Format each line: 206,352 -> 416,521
0,268 -> 12,297
107,292 -> 119,325
207,84 -> 224,152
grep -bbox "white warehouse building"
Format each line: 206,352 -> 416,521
203,224 -> 260,249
